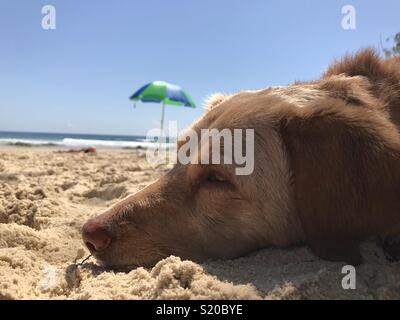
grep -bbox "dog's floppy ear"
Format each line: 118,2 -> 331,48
279,99 -> 400,265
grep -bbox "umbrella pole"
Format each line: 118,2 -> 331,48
159,101 -> 166,149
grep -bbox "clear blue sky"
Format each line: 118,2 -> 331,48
1,0 -> 399,135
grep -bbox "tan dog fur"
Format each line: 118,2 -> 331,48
83,49 -> 400,267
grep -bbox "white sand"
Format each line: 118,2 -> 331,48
0,148 -> 399,300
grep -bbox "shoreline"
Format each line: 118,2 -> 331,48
0,131 -> 174,151
0,145 -> 149,154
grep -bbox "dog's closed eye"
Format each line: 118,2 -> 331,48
200,171 -> 236,191
206,172 -> 228,183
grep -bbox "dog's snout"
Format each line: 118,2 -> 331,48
82,219 -> 112,252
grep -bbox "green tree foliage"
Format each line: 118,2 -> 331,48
383,32 -> 400,58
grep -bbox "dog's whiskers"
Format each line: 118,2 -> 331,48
78,254 -> 92,266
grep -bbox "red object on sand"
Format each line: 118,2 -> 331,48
84,147 -> 96,153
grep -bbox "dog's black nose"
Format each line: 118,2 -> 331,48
82,219 -> 112,252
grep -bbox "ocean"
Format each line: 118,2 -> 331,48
0,131 -> 170,149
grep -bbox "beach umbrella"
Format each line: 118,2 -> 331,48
129,81 -> 196,137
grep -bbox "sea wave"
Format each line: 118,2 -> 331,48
0,138 -> 172,149
0,139 -> 58,147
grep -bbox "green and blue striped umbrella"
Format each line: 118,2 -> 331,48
129,81 -> 196,139
130,80 -> 196,108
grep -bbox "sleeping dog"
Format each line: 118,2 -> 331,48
82,49 -> 400,268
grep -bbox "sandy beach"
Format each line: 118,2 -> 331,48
0,147 -> 399,300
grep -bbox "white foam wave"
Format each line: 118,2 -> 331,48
0,138 -> 58,146
0,138 -> 172,149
